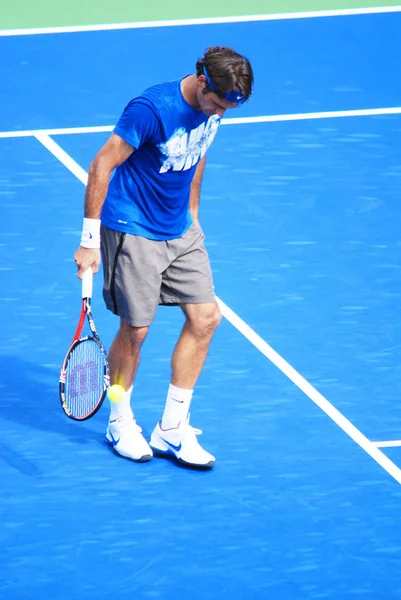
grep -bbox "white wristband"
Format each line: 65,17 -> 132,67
80,218 -> 101,249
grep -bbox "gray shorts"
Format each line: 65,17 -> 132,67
101,223 -> 216,327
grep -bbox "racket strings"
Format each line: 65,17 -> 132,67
65,338 -> 106,419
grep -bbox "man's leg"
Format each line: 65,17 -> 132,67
150,302 -> 222,468
160,301 -> 221,429
101,226 -> 166,463
105,319 -> 152,462
171,302 -> 222,389
108,318 -> 148,399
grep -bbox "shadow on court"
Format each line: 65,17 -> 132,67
0,354 -> 206,476
0,441 -> 43,477
0,354 -> 102,447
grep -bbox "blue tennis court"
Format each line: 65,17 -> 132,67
1,10 -> 401,599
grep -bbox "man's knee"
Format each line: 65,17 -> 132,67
119,319 -> 149,346
186,304 -> 222,338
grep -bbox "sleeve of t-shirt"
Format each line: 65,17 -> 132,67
114,99 -> 160,149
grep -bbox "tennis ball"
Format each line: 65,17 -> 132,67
107,384 -> 125,403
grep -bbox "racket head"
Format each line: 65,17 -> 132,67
59,335 -> 109,421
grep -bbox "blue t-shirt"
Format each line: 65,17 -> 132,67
101,79 -> 221,240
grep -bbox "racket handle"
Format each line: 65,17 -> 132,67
82,267 -> 93,299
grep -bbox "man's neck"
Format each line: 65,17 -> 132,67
181,75 -> 200,110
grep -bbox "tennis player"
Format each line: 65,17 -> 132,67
74,46 -> 254,467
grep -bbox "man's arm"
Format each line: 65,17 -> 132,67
84,133 -> 134,218
74,133 -> 134,278
189,155 -> 206,224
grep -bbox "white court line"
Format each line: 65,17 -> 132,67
1,6 -> 401,36
2,106 -> 401,140
33,131 -> 401,486
223,106 -> 401,124
373,440 -> 401,448
35,133 -> 88,183
0,126 -> 114,139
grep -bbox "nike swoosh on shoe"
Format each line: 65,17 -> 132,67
161,438 -> 182,452
109,432 -> 120,446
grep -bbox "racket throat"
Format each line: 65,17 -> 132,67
72,300 -> 87,343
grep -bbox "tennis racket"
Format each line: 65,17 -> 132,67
59,268 -> 110,420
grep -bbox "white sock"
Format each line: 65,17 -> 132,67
161,383 -> 193,430
109,385 -> 134,421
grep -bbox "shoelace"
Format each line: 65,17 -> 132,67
110,416 -> 143,436
188,425 -> 202,436
181,418 -> 203,444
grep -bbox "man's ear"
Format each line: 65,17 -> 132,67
197,74 -> 207,89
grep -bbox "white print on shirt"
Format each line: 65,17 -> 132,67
158,115 -> 220,173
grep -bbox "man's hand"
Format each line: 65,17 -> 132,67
74,247 -> 101,279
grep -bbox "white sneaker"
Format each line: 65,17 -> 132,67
105,416 -> 153,462
149,416 -> 215,468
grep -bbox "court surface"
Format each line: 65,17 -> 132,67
1,8 -> 401,600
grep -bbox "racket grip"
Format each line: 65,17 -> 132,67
82,267 -> 93,299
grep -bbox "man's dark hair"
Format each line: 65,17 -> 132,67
196,46 -> 254,102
